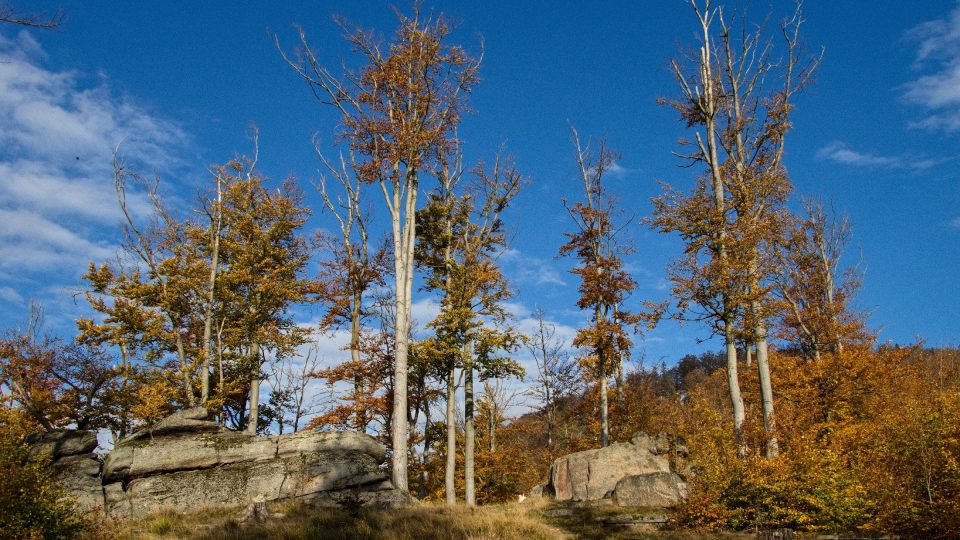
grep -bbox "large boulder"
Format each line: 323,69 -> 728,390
613,472 -> 687,508
543,432 -> 688,508
27,430 -> 104,510
102,408 -> 409,518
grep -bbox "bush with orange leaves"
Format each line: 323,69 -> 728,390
670,346 -> 960,537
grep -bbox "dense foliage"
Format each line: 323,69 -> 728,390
0,408 -> 85,539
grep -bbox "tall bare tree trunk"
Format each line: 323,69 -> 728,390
725,323 -> 746,457
754,317 -> 779,458
445,367 -> 457,505
246,344 -> 261,435
390,170 -> 418,493
600,352 -> 609,448
464,340 -> 476,507
350,291 -> 366,432
201,177 -> 223,404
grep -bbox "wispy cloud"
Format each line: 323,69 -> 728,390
816,141 -> 946,171
903,3 -> 960,131
951,217 -> 960,229
0,31 -> 187,323
500,248 -> 566,286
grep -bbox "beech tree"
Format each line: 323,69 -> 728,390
312,144 -> 391,433
215,165 -> 314,434
415,150 -> 466,505
280,7 -> 480,490
777,199 -> 868,361
418,151 -> 526,505
654,0 -> 818,457
560,131 -> 640,448
81,150 -> 315,435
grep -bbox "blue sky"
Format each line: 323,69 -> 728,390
2,1 -> 959,384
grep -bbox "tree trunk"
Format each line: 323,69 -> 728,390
600,353 -> 609,448
445,366 -> 457,505
390,170 -> 417,493
201,180 -> 222,404
175,332 -> 195,408
464,340 -> 476,507
754,320 -> 779,458
119,341 -> 131,439
246,344 -> 261,435
488,398 -> 496,453
725,322 -> 747,458
351,292 -> 366,432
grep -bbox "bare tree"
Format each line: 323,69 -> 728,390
0,4 -> 63,29
481,378 -> 524,453
526,308 -> 579,453
267,345 -> 321,434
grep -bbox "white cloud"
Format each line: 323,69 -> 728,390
903,4 -> 960,131
0,208 -> 115,270
0,286 -> 23,304
410,297 -> 441,327
0,31 -> 186,290
500,248 -> 566,286
816,141 -> 946,171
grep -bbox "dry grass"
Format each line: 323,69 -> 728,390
103,500 -> 564,540
98,499 -> 757,540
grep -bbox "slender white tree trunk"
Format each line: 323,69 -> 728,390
464,340 -> 476,507
600,354 -> 609,448
201,178 -> 222,404
724,324 -> 746,457
445,366 -> 457,505
754,318 -> 779,458
389,170 -> 417,493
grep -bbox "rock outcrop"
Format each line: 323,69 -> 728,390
101,408 -> 412,518
30,408 -> 412,518
27,430 -> 103,510
540,432 -> 688,508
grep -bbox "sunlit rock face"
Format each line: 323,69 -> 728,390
541,432 -> 688,508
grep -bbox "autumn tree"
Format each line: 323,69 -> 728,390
418,151 -> 526,505
526,308 -> 579,455
81,149 -> 315,435
311,142 -> 391,433
777,199 -> 869,361
1,304 -> 119,434
79,150 -> 203,410
415,149 -> 467,504
653,0 -> 818,457
560,131 -> 640,448
215,165 -> 315,434
280,7 -> 480,490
